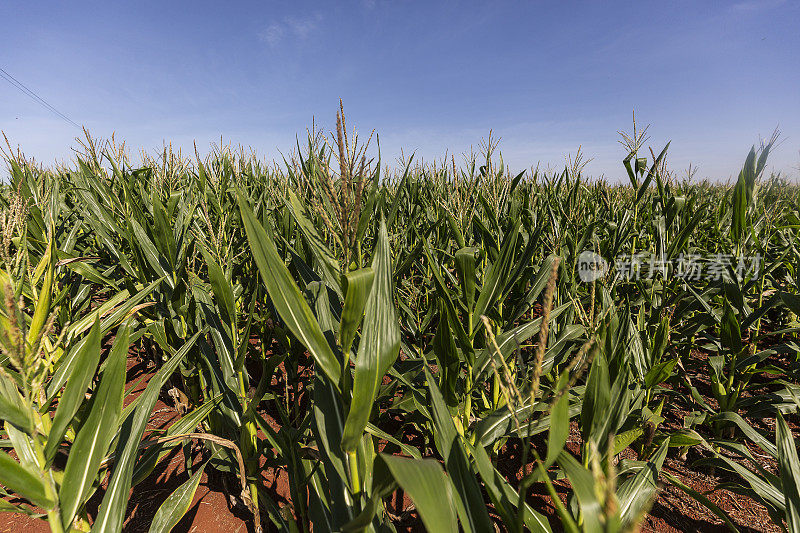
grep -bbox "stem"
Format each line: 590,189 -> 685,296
342,349 -> 352,394
31,434 -> 63,533
464,371 -> 473,429
752,232 -> 769,351
589,279 -> 596,331
465,310 -> 475,427
233,323 -> 261,532
347,450 -> 361,496
492,371 -> 500,410
47,511 -> 64,533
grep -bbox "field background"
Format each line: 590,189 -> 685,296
0,118 -> 799,532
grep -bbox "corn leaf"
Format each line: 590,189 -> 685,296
237,190 -> 341,388
379,454 -> 458,533
148,460 -> 207,533
341,218 -> 400,451
60,323 -> 130,529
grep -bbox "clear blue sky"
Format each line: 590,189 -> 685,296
2,1 -> 799,180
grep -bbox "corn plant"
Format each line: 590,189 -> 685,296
1,113 -> 799,532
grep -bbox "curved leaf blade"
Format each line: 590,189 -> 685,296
237,190 -> 341,388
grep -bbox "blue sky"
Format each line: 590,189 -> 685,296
2,1 -> 799,180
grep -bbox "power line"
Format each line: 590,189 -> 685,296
0,68 -> 81,128
0,67 -> 81,129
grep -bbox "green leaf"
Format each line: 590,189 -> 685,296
472,301 -> 572,384
731,148 -> 755,244
0,498 -> 34,514
45,318 -> 102,464
617,438 -> 669,525
0,451 -> 54,509
51,279 -> 162,398
379,454 -> 458,533
711,412 -> 777,458
310,375 -> 351,528
132,394 -> 222,487
129,218 -> 173,288
614,427 -> 645,455
341,496 -> 381,532
636,143 -> 669,204
201,246 -> 236,328
423,239 -> 472,356
425,368 -> 493,533
339,267 -> 374,357
454,247 -> 479,311
445,210 -> 465,248
663,472 -> 740,533
777,413 -> 800,533
27,238 -> 54,347
580,343 -> 609,442
651,315 -> 670,364
148,461 -> 207,533
472,220 -> 520,332
644,358 -> 677,389
702,440 -> 785,511
666,205 -> 706,259
60,323 -> 130,529
341,218 -> 400,451
93,332 -> 201,533
474,398 -> 582,448
62,279 -> 158,341
386,156 -> 414,227
467,440 -> 552,532
237,190 -> 341,388
546,373 -> 570,467
0,374 -> 34,435
556,451 -> 603,533
720,299 -> 742,353
151,192 -> 176,270
432,301 -> 460,406
364,423 -> 421,459
508,254 -> 560,324
285,189 -> 343,295
781,292 -> 800,316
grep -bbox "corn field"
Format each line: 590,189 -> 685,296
0,112 -> 799,533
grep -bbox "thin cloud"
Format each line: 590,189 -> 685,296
730,0 -> 786,12
258,13 -> 322,46
259,23 -> 284,46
